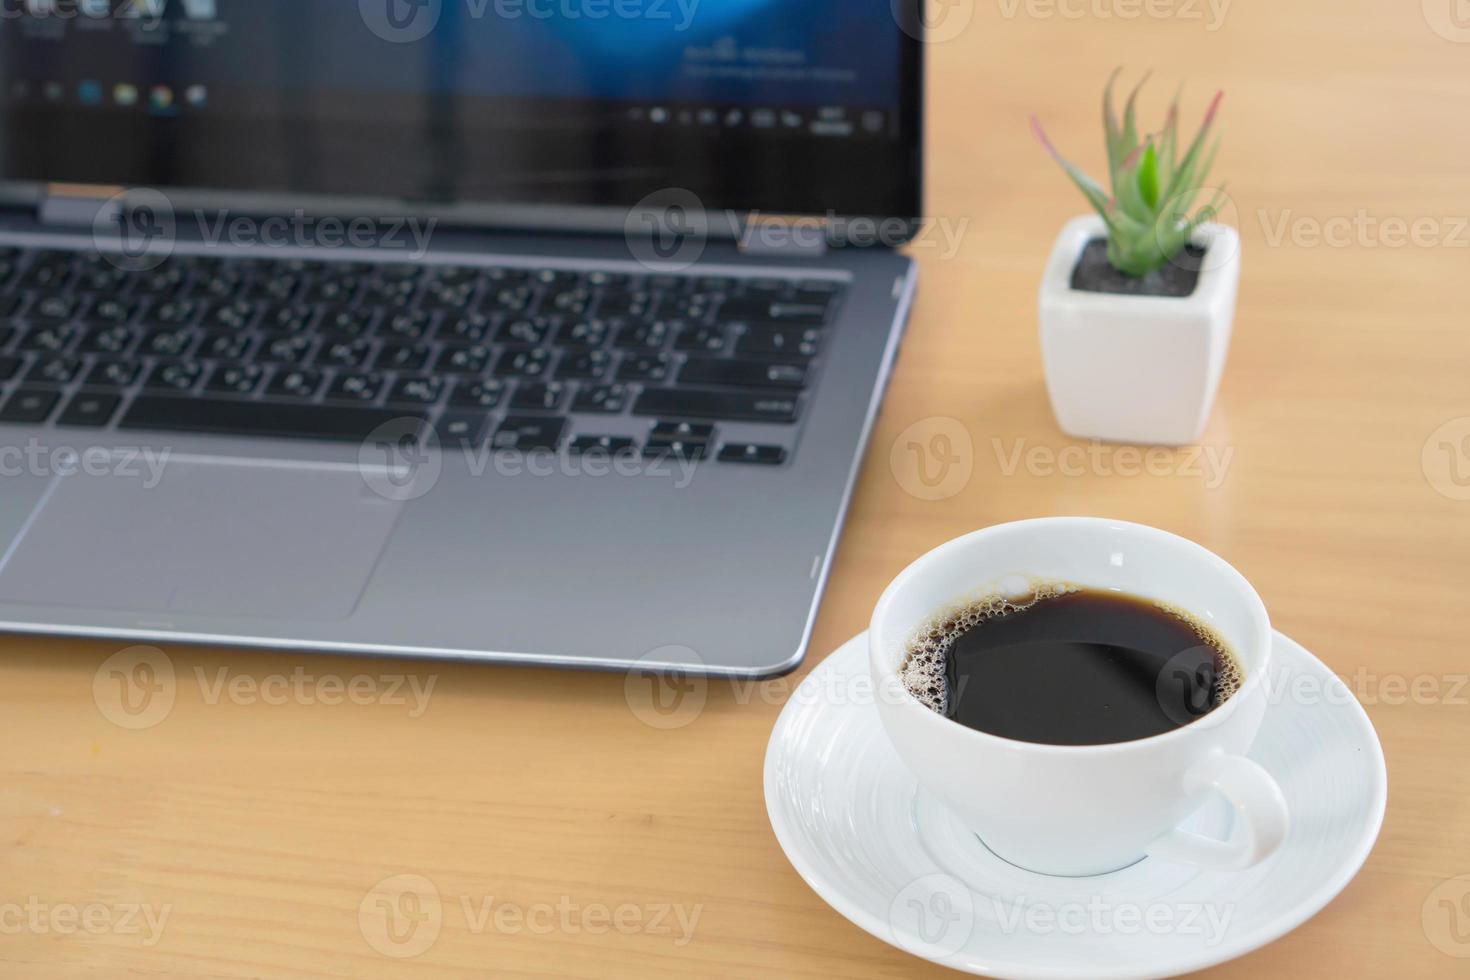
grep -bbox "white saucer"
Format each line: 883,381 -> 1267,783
764,631 -> 1387,979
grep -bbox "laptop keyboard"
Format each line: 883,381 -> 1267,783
0,245 -> 847,465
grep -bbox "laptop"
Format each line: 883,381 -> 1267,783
0,0 -> 921,677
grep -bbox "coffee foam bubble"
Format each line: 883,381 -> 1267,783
1157,600 -> 1245,703
898,582 -> 1074,715
898,583 -> 1243,715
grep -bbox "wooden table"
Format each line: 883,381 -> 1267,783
4,4 -> 1468,977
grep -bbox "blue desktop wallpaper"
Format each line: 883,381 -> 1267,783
1,0 -> 903,110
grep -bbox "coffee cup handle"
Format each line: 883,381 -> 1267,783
1145,754 -> 1290,871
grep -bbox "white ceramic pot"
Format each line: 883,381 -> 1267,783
1039,215 -> 1241,446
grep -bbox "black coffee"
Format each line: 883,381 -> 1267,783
900,586 -> 1243,746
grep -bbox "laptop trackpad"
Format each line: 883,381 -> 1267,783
0,456 -> 403,621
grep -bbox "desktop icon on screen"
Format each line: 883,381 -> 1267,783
78,80 -> 104,106
113,83 -> 139,106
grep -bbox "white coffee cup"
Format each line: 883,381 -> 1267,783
870,517 -> 1289,877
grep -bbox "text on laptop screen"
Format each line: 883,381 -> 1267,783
0,0 -> 922,218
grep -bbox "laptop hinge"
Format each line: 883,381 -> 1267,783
737,213 -> 829,259
38,184 -> 123,228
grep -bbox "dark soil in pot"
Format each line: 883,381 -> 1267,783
1070,238 -> 1208,298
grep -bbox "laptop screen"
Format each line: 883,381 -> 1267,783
0,0 -> 922,222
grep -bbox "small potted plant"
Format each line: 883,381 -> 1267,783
1032,72 -> 1238,446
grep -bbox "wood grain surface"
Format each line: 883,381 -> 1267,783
3,2 -> 1469,976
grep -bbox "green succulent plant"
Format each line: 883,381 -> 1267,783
1032,71 -> 1227,278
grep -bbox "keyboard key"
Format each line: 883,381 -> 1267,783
571,383 -> 628,414
497,317 -> 554,347
555,350 -> 610,380
206,363 -> 268,396
20,324 -> 78,353
86,359 -> 142,388
510,381 -> 567,412
262,334 -> 317,365
569,435 -> 636,457
322,307 -> 376,337
615,320 -> 675,350
493,415 -> 566,451
89,298 -> 136,323
495,348 -> 551,379
387,376 -> 443,406
797,278 -> 845,296
143,327 -> 197,358
0,387 -> 61,423
679,357 -> 808,389
718,443 -> 788,465
557,319 -> 613,349
121,397 -> 427,443
427,264 -> 477,285
435,412 -> 489,449
651,421 -> 714,442
201,331 -> 254,361
742,277 -> 789,296
151,298 -> 200,325
435,344 -> 493,374
146,361 -> 205,392
596,291 -> 652,317
423,279 -> 473,307
546,287 -> 592,315
719,297 -> 831,324
260,304 -> 316,333
377,341 -> 433,371
266,368 -> 324,400
441,312 -> 493,344
450,379 -> 507,409
382,310 -> 432,340
481,284 -> 534,314
674,326 -> 727,353
80,324 -> 139,355
0,354 -> 19,381
326,371 -> 385,403
27,355 -> 81,384
206,300 -> 258,331
633,388 -> 800,424
660,296 -> 711,320
617,353 -> 673,383
31,294 -> 80,322
735,326 -> 822,359
320,338 -> 374,369
57,392 -> 121,428
643,439 -> 708,462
